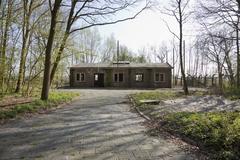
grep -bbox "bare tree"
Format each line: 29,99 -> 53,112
157,42 -> 168,63
161,0 -> 190,95
199,31 -> 230,92
198,0 -> 240,87
100,34 -> 116,63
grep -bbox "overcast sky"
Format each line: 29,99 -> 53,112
97,1 -> 198,53
98,9 -> 174,53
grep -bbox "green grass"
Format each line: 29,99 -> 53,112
224,87 -> 240,100
161,112 -> 240,159
0,91 -> 80,120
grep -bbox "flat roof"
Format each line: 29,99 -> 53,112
70,63 -> 173,69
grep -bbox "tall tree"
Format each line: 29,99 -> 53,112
41,0 -> 62,100
199,31 -> 228,93
15,0 -> 46,93
162,0 -> 190,95
0,0 -> 13,93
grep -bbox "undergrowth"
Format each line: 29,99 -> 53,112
0,92 -> 79,120
161,112 -> 240,159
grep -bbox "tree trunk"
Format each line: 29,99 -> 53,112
41,0 -> 62,100
225,49 -> 235,86
217,57 -> 223,93
50,33 -> 68,84
15,0 -> 36,93
50,1 -> 76,85
0,0 -> 12,93
237,15 -> 240,88
179,1 -> 189,95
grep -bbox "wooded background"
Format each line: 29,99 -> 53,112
0,0 -> 240,99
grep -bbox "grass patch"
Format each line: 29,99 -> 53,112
224,87 -> 240,100
161,112 -> 240,159
0,91 -> 79,120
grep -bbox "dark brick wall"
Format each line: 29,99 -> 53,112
70,67 -> 172,88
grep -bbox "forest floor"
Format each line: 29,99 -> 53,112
0,89 -> 202,160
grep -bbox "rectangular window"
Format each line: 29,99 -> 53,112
76,73 -> 80,81
81,73 -> 85,81
76,73 -> 85,82
160,73 -> 165,82
135,73 -> 143,82
155,73 -> 160,82
114,73 -> 124,82
114,74 -> 118,82
155,72 -> 165,82
119,73 -> 123,82
94,74 -> 98,81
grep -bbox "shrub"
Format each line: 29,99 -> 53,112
162,112 -> 240,159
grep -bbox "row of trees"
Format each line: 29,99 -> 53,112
159,0 -> 240,94
196,0 -> 240,93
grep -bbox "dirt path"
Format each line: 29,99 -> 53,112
0,89 -> 198,160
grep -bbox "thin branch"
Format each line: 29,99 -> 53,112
162,18 -> 180,40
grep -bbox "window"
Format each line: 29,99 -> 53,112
94,74 -> 98,81
119,73 -> 123,82
114,74 -> 118,82
155,73 -> 165,82
135,73 -> 144,82
160,73 -> 165,82
155,73 -> 159,82
114,73 -> 124,82
76,73 -> 80,81
81,73 -> 85,81
76,73 -> 85,82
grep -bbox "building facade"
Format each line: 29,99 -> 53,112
69,62 -> 172,88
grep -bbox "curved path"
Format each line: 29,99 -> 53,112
0,89 -> 198,160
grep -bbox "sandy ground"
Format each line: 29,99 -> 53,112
157,95 -> 240,113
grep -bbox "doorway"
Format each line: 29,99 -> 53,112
94,73 -> 104,87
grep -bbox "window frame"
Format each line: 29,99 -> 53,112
76,72 -> 85,82
119,73 -> 124,82
114,73 -> 118,82
155,72 -> 165,82
113,72 -> 124,83
135,73 -> 144,82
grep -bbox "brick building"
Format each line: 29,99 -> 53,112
69,61 -> 172,88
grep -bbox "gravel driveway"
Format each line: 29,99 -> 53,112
0,89 -> 199,160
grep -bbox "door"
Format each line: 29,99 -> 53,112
94,73 -> 104,87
